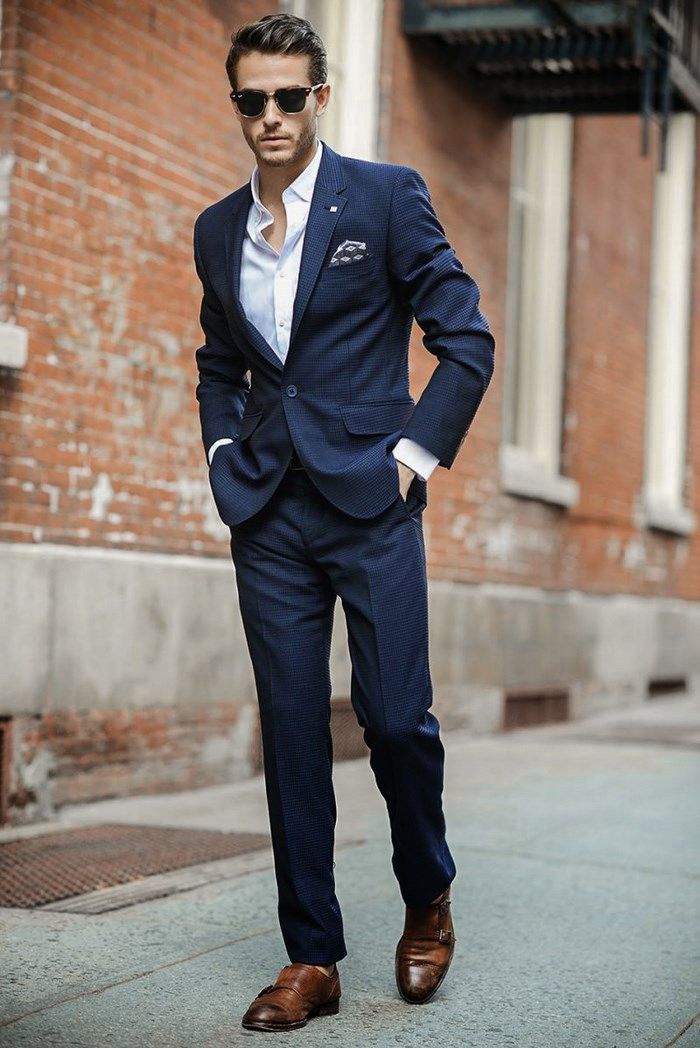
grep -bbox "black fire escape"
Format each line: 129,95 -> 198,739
402,1 -> 700,169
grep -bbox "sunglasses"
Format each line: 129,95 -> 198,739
230,83 -> 325,119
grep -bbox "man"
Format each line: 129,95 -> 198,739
193,13 -> 495,1033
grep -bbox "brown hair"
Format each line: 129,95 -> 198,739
226,13 -> 328,92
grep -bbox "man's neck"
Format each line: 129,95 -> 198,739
257,138 -> 319,207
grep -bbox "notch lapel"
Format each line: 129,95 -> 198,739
288,145 -> 347,350
223,142 -> 347,371
224,186 -> 284,372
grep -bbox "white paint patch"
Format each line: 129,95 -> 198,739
0,151 -> 15,217
674,542 -> 689,566
480,519 -> 556,561
154,331 -> 180,359
89,472 -> 113,521
175,476 -> 229,542
68,465 -> 91,497
606,535 -> 621,560
41,485 -> 60,514
623,538 -> 645,570
106,531 -> 137,543
448,513 -> 471,542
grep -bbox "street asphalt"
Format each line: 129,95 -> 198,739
1,691 -> 699,1047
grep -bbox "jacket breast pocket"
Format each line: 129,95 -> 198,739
322,254 -> 381,282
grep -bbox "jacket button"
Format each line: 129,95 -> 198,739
286,384 -> 298,397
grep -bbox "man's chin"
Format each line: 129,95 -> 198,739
259,152 -> 293,168
257,141 -> 294,164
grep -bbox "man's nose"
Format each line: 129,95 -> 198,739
261,96 -> 282,122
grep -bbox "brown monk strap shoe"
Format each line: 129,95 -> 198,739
241,962 -> 341,1032
395,884 -> 456,1004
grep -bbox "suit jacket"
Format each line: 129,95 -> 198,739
193,141 -> 495,526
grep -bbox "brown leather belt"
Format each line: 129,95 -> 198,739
288,447 -> 305,471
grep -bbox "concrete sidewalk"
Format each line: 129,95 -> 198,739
1,693 -> 699,1047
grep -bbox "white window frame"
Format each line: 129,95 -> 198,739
282,0 -> 383,160
641,111 -> 697,537
500,113 -> 579,508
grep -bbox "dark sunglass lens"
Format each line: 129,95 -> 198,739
237,91 -> 266,117
276,88 -> 307,113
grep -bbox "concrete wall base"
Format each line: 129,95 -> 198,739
2,545 -> 699,824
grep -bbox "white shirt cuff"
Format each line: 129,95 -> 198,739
207,438 -> 234,466
392,437 -> 439,481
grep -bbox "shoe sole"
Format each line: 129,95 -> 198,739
241,997 -> 340,1031
395,943 -> 455,1005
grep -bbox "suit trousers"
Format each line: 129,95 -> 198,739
228,462 -> 456,965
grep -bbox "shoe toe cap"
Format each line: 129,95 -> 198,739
242,1000 -> 289,1025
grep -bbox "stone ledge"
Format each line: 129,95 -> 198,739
499,443 -> 579,508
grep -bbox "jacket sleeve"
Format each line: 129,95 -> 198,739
387,166 -> 495,468
193,215 -> 250,461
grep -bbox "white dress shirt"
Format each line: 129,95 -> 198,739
207,140 -> 439,482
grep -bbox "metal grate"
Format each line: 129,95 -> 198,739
502,688 -> 570,730
0,824 -> 270,908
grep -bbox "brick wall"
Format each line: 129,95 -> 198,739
1,1 -> 698,822
8,703 -> 254,819
1,0 -> 697,598
381,0 -> 700,598
0,0 -> 267,554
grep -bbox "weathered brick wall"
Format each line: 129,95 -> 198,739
0,2 -> 20,324
1,0 -> 698,584
1,0 -> 699,822
382,0 -> 700,598
9,704 -> 255,819
0,0 -> 267,553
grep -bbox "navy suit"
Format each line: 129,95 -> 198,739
193,141 -> 494,964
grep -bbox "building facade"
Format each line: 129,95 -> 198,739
1,0 -> 698,823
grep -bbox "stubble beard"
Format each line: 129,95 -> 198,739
251,117 -> 317,170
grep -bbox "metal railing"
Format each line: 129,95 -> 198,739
636,0 -> 700,167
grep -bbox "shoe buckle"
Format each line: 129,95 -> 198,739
438,928 -> 453,943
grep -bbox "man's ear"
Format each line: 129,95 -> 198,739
316,83 -> 331,118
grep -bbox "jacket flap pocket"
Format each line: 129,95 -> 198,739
239,411 -> 263,441
339,399 -> 414,435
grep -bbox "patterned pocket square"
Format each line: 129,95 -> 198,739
329,239 -> 370,267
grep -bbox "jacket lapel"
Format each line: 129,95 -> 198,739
288,144 -> 347,350
224,186 -> 284,372
223,141 -> 347,371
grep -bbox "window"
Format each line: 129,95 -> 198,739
500,113 -> 579,508
642,111 -> 696,536
282,0 -> 383,160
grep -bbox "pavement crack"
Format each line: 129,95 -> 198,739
0,924 -> 277,1029
660,1008 -> 700,1047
